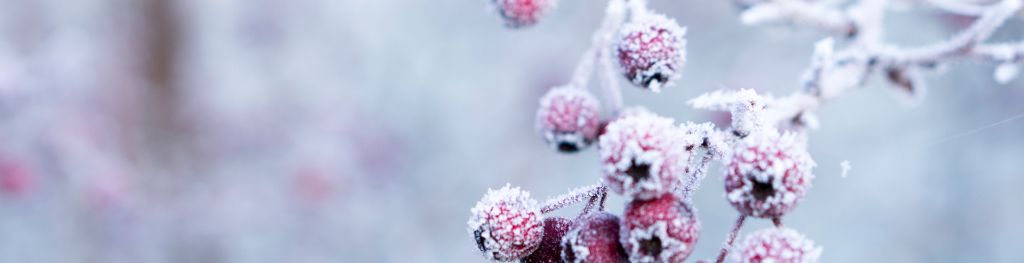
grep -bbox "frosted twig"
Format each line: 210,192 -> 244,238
714,215 -> 747,263
540,183 -> 605,214
772,217 -> 784,227
738,0 -> 856,36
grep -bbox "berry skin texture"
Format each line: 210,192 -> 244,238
599,113 -> 689,200
732,227 -> 823,263
536,86 -> 601,153
724,133 -> 816,218
491,0 -> 555,28
621,194 -> 701,263
615,13 -> 687,92
522,217 -> 573,263
561,212 -> 628,263
468,184 -> 546,261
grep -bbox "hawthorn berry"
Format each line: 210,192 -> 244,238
724,133 -> 815,218
468,184 -> 545,261
616,13 -> 687,92
599,113 -> 689,200
536,86 -> 601,153
621,194 -> 700,263
522,217 -> 573,263
732,227 -> 822,263
561,212 -> 628,263
491,0 -> 555,28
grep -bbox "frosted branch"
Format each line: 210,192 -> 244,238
714,215 -> 747,263
540,183 -> 605,214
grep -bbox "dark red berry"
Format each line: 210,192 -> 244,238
561,212 -> 627,263
621,194 -> 700,262
522,217 -> 572,263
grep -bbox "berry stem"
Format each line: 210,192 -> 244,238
568,0 -> 626,92
715,214 -> 747,263
540,183 -> 605,214
772,217 -> 784,228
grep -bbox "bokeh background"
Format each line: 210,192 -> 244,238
0,0 -> 1022,262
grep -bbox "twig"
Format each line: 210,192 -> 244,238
540,183 -> 604,214
715,214 -> 748,263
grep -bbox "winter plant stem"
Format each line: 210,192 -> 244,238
715,214 -> 747,263
540,183 -> 605,214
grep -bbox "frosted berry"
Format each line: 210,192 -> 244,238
616,13 -> 687,92
599,113 -> 689,200
621,194 -> 700,263
491,0 -> 555,28
724,133 -> 816,218
522,217 -> 572,263
0,158 -> 32,196
468,184 -> 545,261
536,86 -> 601,153
561,212 -> 627,263
732,227 -> 822,263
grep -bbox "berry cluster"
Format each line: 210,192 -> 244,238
473,0 -> 823,262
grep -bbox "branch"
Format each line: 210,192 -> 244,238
540,183 -> 605,214
714,215 -> 748,263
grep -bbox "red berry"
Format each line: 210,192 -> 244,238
616,13 -> 687,92
724,133 -> 815,218
469,184 -> 545,261
732,227 -> 822,263
561,212 -> 627,263
522,217 -> 572,263
0,158 -> 32,197
536,86 -> 601,153
599,113 -> 689,200
491,0 -> 555,28
621,194 -> 700,262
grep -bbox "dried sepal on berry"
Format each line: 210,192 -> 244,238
491,0 -> 556,28
599,113 -> 690,200
522,217 -> 573,263
615,13 -> 687,92
724,132 -> 816,218
561,212 -> 628,263
732,227 -> 823,263
535,86 -> 601,153
621,194 -> 701,263
468,184 -> 546,261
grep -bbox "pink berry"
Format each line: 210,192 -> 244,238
732,227 -> 822,263
599,113 -> 689,200
469,184 -> 546,261
522,217 -> 572,263
724,133 -> 816,218
536,86 -> 601,153
491,0 -> 555,28
0,158 -> 32,197
621,194 -> 700,262
616,13 -> 687,92
561,212 -> 627,263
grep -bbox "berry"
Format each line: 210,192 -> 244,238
616,13 -> 687,92
468,184 -> 546,261
561,212 -> 627,263
522,217 -> 573,263
599,113 -> 689,200
0,158 -> 31,197
491,0 -> 555,28
732,227 -> 822,263
724,132 -> 816,218
535,86 -> 601,153
621,194 -> 700,263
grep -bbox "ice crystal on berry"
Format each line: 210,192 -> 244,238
536,86 -> 602,153
468,184 -> 546,261
491,0 -> 556,28
621,194 -> 700,263
616,13 -> 687,92
561,212 -> 628,263
724,133 -> 816,218
599,113 -> 689,200
732,227 -> 823,263
522,217 -> 573,263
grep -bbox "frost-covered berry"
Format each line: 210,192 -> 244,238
724,133 -> 815,218
599,113 -> 689,200
616,13 -> 687,92
536,86 -> 601,153
621,194 -> 700,263
561,212 -> 627,263
468,184 -> 545,261
732,227 -> 823,263
522,217 -> 572,263
491,0 -> 555,28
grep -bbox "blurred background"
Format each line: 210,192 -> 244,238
0,0 -> 1021,262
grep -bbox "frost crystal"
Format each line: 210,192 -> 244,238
730,89 -> 770,137
535,86 -> 602,152
599,113 -> 690,200
468,184 -> 545,261
732,227 -> 823,263
616,13 -> 687,92
724,132 -> 816,218
994,63 -> 1020,84
839,160 -> 851,178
